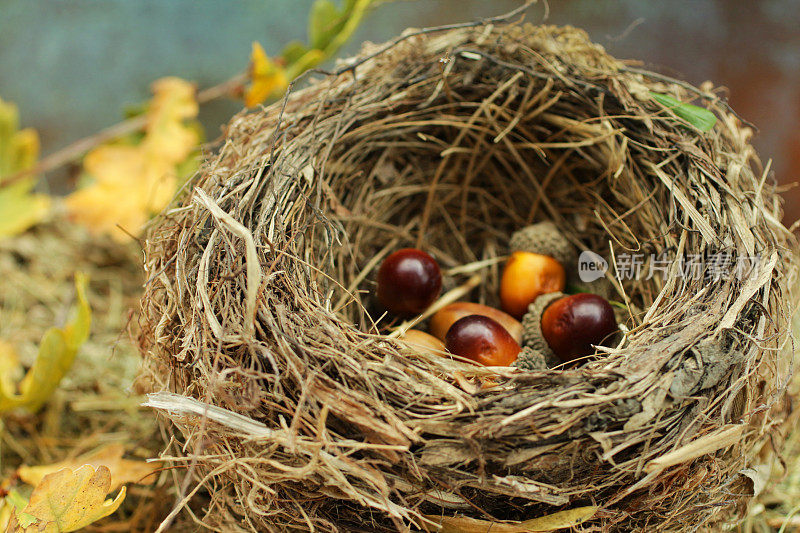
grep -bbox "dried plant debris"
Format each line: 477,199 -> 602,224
137,21 -> 798,533
0,220 -> 165,531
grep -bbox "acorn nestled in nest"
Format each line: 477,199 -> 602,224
394,222 -> 619,371
137,19 -> 797,533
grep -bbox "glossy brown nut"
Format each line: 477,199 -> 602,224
445,315 -> 521,367
500,252 -> 566,319
377,248 -> 442,317
541,293 -> 617,363
399,329 -> 447,356
430,302 -> 523,344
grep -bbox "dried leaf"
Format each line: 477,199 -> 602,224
18,443 -> 161,492
244,42 -> 289,107
0,273 -> 91,413
424,506 -> 598,532
65,77 -> 199,241
6,465 -> 125,532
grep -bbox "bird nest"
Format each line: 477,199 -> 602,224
137,20 -> 798,532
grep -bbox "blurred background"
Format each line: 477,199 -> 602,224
1,0 -> 798,218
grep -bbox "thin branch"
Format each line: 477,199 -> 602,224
3,72 -> 248,188
306,1 -> 538,80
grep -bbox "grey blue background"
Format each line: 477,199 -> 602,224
1,1 -> 799,218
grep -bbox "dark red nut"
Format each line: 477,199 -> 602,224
430,302 -> 523,344
377,248 -> 442,316
541,293 -> 617,363
445,315 -> 521,366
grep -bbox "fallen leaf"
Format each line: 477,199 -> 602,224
6,465 -> 125,532
0,273 -> 91,413
65,77 -> 200,241
424,506 -> 598,532
244,42 -> 289,107
18,443 -> 160,492
0,97 -> 50,238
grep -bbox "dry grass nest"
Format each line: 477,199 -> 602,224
137,21 -> 799,532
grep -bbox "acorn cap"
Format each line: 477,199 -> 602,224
509,222 -> 577,269
521,291 -> 565,367
513,346 -> 549,371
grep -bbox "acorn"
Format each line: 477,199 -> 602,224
377,248 -> 442,317
540,293 -> 618,363
509,221 -> 577,268
500,251 -> 565,319
398,329 -> 447,356
430,302 -> 523,344
445,315 -> 521,366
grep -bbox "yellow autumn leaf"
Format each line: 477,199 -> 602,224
0,98 -> 39,178
424,506 -> 599,532
144,77 -> 199,162
0,97 -> 50,238
0,273 -> 91,413
0,180 -> 51,238
244,42 -> 289,107
18,443 -> 161,492
65,77 -> 199,241
6,465 -> 125,532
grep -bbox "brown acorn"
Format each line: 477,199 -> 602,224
540,293 -> 617,363
445,315 -> 521,367
377,248 -> 442,316
430,302 -> 522,344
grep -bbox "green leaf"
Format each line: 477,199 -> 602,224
281,40 -> 310,65
0,273 -> 91,413
650,92 -> 717,132
309,0 -> 343,51
5,491 -> 30,514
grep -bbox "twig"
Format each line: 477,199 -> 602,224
305,1 -> 538,79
